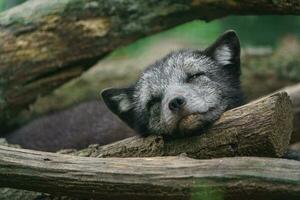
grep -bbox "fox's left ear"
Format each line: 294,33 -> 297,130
204,30 -> 240,68
101,87 -> 136,129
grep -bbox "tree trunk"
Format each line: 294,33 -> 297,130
0,0 -> 299,131
0,145 -> 299,200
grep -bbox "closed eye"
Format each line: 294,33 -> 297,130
146,96 -> 161,110
186,72 -> 205,83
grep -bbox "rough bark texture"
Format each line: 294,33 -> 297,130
0,145 -> 299,200
0,188 -> 45,200
282,84 -> 300,143
0,0 -> 300,131
63,92 -> 293,159
0,139 -> 47,200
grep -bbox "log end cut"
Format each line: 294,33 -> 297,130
270,92 -> 293,156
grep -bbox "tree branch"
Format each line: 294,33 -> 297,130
0,0 -> 299,130
0,145 -> 299,199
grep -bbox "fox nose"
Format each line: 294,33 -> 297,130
169,96 -> 186,111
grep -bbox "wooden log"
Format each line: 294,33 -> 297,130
0,0 -> 300,131
0,188 -> 44,200
0,139 -> 48,200
282,84 -> 300,143
0,92 -> 295,199
0,145 -> 299,200
65,92 -> 293,159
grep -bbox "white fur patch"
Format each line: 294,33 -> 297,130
119,99 -> 132,112
215,45 -> 232,65
112,94 -> 132,112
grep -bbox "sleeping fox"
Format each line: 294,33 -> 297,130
6,31 -> 243,152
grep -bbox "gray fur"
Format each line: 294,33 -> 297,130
102,30 -> 243,137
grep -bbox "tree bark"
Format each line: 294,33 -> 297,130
0,145 -> 299,200
0,188 -> 44,200
282,84 -> 300,143
0,0 -> 299,131
62,92 -> 293,159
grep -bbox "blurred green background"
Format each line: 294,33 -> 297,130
0,0 -> 25,10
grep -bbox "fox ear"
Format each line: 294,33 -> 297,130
204,30 -> 240,67
101,87 -> 135,128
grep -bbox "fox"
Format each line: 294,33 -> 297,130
101,30 -> 243,137
5,30 -> 243,152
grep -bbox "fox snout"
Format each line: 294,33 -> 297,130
168,95 -> 213,115
168,96 -> 186,111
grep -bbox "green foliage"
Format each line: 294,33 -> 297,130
222,16 -> 300,47
0,0 -> 26,12
191,180 -> 224,200
0,0 -> 4,11
109,20 -> 222,58
110,16 -> 300,59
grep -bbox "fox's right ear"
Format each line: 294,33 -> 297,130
101,87 -> 136,128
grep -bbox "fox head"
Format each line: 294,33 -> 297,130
101,30 -> 243,137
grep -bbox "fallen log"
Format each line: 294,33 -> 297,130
283,84 -> 300,143
0,145 -> 299,200
0,0 -> 300,131
0,92 -> 295,199
68,92 -> 293,159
